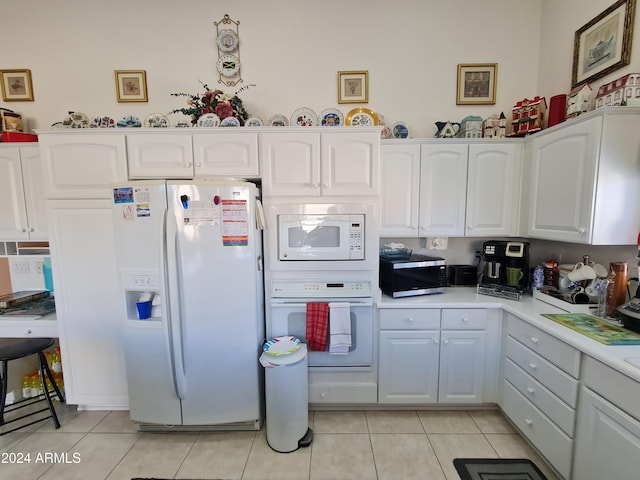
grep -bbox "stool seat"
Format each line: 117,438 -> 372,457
0,337 -> 65,435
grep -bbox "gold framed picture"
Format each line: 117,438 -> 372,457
338,70 -> 368,104
0,69 -> 34,101
115,70 -> 148,102
456,63 -> 497,105
572,0 -> 636,88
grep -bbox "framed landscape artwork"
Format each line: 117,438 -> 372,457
572,0 -> 636,87
456,63 -> 497,105
0,69 -> 34,101
115,70 -> 148,102
338,70 -> 368,104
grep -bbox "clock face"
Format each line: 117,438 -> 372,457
216,55 -> 240,78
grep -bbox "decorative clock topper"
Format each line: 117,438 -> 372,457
214,14 -> 242,87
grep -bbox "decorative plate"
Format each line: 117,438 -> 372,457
90,116 -> 115,128
290,107 -> 317,127
216,54 -> 240,78
244,116 -> 264,127
319,108 -> 344,126
145,113 -> 170,128
62,111 -> 90,128
391,121 -> 410,138
116,115 -> 142,128
263,336 -> 301,356
345,107 -> 379,126
197,113 -> 221,128
220,116 -> 241,127
216,29 -> 239,52
268,114 -> 289,127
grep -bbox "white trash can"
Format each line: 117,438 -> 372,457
260,339 -> 313,453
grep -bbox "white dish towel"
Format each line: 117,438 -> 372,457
329,302 -> 351,355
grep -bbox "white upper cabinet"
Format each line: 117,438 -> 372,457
192,132 -> 259,177
524,108 -> 640,244
127,133 -> 194,179
0,145 -> 48,240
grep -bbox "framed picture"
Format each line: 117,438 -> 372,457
114,70 -> 148,102
572,0 -> 636,88
338,70 -> 368,104
456,64 -> 497,105
0,69 -> 34,101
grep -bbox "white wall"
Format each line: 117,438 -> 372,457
0,0 -> 541,137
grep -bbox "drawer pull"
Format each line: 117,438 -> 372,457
462,317 -> 469,323
320,392 -> 326,398
524,418 -> 533,426
443,339 -> 449,345
528,362 -> 537,371
526,387 -> 535,395
24,329 -> 32,335
406,317 -> 414,323
434,338 -> 440,344
530,336 -> 539,344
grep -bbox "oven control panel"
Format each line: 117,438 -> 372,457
271,281 -> 372,298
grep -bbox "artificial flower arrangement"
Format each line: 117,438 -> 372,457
170,82 -> 254,126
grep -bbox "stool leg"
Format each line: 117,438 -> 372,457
40,352 -> 64,404
37,352 -> 61,429
0,361 -> 7,425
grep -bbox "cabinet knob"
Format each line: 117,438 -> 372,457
186,162 -> 192,167
29,228 -> 34,232
524,418 -> 533,426
530,336 -> 539,344
24,329 -> 32,335
527,387 -> 535,395
196,162 -> 202,167
312,183 -> 319,188
462,317 -> 469,323
434,338 -> 439,344
578,227 -> 586,234
320,392 -> 326,398
20,228 -> 28,232
406,317 -> 414,323
322,183 -> 329,188
443,339 -> 449,345
528,362 -> 537,371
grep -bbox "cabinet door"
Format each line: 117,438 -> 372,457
466,143 -> 522,236
525,116 -> 601,243
419,144 -> 468,236
439,330 -> 485,404
378,330 -> 440,404
320,131 -> 379,196
379,144 -> 421,236
260,132 -> 320,197
573,386 -> 640,480
0,147 -> 29,240
19,146 -> 48,240
193,132 -> 259,177
48,199 -> 128,408
127,134 -> 194,179
39,134 -> 128,199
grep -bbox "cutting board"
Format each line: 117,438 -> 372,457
0,258 -> 11,297
0,290 -> 48,308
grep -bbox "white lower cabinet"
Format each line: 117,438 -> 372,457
378,307 -> 495,405
572,356 -> 640,480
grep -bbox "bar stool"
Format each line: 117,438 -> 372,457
0,338 -> 65,435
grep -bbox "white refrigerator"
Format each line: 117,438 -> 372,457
111,178 -> 264,429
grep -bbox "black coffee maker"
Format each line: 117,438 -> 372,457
478,240 -> 530,300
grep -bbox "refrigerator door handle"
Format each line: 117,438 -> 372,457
165,208 -> 188,400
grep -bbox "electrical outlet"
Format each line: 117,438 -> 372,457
35,261 -> 44,274
428,237 -> 448,250
11,261 -> 30,274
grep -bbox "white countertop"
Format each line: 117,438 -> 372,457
378,287 -> 640,383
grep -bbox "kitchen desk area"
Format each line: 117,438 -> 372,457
377,287 -> 640,480
0,293 -> 57,338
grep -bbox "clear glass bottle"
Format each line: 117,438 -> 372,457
606,262 -> 628,318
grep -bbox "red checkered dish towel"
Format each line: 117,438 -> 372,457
306,302 -> 329,351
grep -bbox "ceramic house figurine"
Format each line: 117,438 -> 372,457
509,96 -> 547,136
566,84 -> 593,118
456,115 -> 483,138
595,73 -> 640,108
482,112 -> 507,138
434,121 -> 460,138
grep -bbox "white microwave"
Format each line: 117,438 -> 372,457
277,213 -> 365,261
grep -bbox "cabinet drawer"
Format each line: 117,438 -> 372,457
502,379 -> 573,480
379,308 -> 440,330
0,320 -> 58,338
582,356 -> 640,421
308,382 -> 377,404
507,315 -> 580,377
441,308 -> 486,330
506,336 -> 578,407
504,357 -> 575,437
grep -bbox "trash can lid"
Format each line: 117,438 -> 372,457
261,343 -> 307,366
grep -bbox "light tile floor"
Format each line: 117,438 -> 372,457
0,405 -> 562,480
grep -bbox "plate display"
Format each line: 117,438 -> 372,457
197,113 -> 221,128
391,121 -> 410,138
216,54 -> 240,78
345,107 -> 379,126
216,29 -> 239,52
263,336 -> 302,356
268,114 -> 289,127
220,116 -> 241,127
145,113 -> 170,128
380,125 -> 391,138
290,107 -> 317,127
319,108 -> 344,126
62,111 -> 89,128
116,115 -> 142,128
245,116 -> 264,127
90,116 -> 115,128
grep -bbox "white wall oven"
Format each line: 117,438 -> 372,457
267,280 -> 373,367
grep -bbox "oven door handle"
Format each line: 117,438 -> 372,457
269,301 -> 372,308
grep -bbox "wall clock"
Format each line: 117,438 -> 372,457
214,14 -> 242,87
